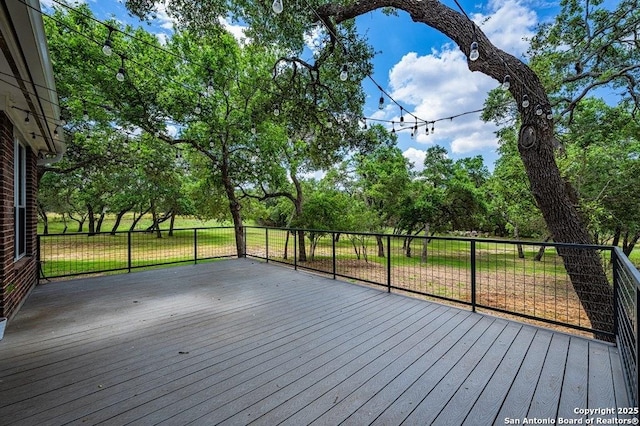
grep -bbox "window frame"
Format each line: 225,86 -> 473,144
14,137 -> 27,261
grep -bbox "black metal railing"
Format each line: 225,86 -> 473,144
36,224 -> 638,404
244,227 -> 622,336
613,247 -> 639,406
37,227 -> 237,280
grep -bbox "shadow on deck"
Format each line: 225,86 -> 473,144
0,259 -> 634,425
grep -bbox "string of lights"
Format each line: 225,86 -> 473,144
45,0 -> 492,136
14,0 -> 546,151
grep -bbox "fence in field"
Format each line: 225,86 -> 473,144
38,225 -> 638,404
37,227 -> 237,279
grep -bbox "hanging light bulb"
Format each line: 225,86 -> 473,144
83,109 -> 89,121
116,56 -> 126,82
425,125 -> 430,135
399,107 -> 405,127
154,130 -> 160,138
273,105 -> 280,116
251,125 -> 257,135
391,121 -> 396,134
546,111 -> 553,120
431,122 -> 435,133
339,64 -> 348,81
502,75 -> 510,90
378,94 -> 385,110
54,126 -> 59,137
207,76 -> 214,95
469,40 -> 479,61
102,28 -> 113,56
194,102 -> 202,115
363,119 -> 367,130
272,0 -> 283,14
522,94 -> 530,108
24,111 -> 30,124
535,104 -> 543,116
31,132 -> 36,139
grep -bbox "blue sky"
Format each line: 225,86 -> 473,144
43,0 -> 560,171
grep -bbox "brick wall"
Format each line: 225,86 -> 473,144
0,111 -> 38,320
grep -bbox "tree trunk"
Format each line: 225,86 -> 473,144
130,205 -> 152,231
612,227 -> 621,247
421,223 -> 429,263
291,173 -> 307,262
623,231 -> 640,257
534,235 -> 551,262
220,142 -> 245,257
87,204 -> 96,236
95,211 -> 106,234
38,204 -> 49,235
111,208 -> 131,235
150,203 -> 162,238
321,0 -> 615,339
168,211 -> 176,237
376,235 -> 385,258
514,224 -> 525,259
283,230 -> 289,260
298,230 -> 307,261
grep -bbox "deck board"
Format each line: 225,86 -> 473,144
0,258 -> 632,426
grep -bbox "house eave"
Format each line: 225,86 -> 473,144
0,0 -> 64,159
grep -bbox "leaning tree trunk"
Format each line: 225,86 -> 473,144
220,144 -> 245,258
321,0 -> 614,340
376,235 -> 385,258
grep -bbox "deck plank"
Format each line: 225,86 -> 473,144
588,341 -> 618,421
526,332 -> 570,420
492,328 -> 553,423
0,258 -> 630,426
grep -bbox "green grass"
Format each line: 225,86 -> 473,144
38,213 -> 230,235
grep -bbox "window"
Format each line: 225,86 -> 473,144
14,138 -> 26,260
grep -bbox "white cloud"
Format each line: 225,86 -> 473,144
219,17 -> 248,44
154,32 -> 169,45
403,147 -> 427,171
472,0 -> 537,57
303,24 -> 326,55
154,2 -> 175,30
379,0 -> 537,156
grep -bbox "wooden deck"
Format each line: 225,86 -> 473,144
0,259 -> 633,426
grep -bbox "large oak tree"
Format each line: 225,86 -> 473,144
118,0 -> 640,337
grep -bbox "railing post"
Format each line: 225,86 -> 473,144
471,239 -> 476,312
387,235 -> 391,293
194,229 -> 198,265
127,231 -> 132,273
636,281 -> 639,406
36,235 -> 41,284
332,232 -> 336,279
294,229 -> 297,271
612,248 -> 618,339
265,228 -> 269,263
243,226 -> 247,258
